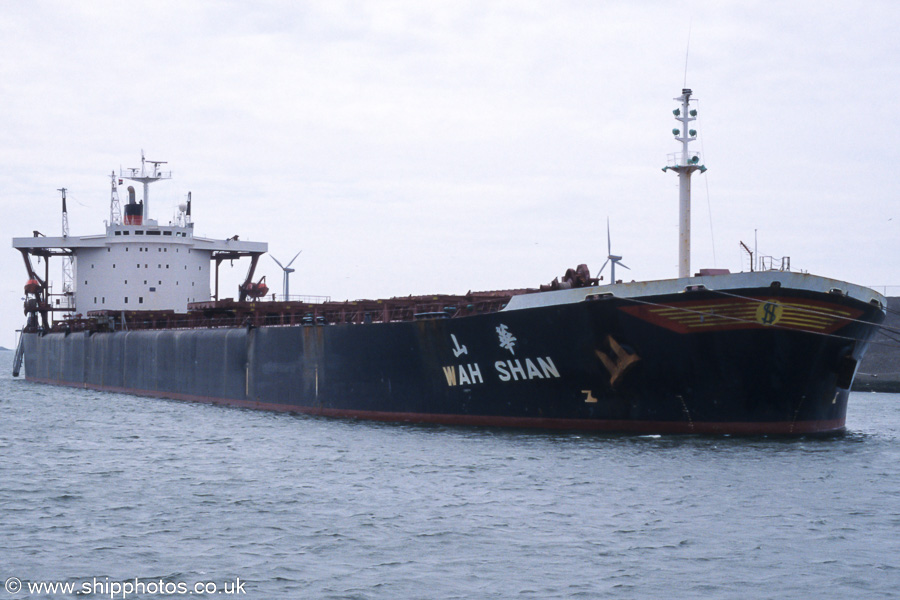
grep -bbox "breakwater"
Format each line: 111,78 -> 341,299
854,297 -> 900,392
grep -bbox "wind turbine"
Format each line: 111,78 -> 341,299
270,251 -> 302,300
598,219 -> 630,284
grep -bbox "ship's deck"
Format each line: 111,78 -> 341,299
30,270 -> 886,335
42,290 -> 529,333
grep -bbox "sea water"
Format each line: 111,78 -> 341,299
1,351 -> 898,599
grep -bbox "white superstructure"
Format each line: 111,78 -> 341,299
13,154 -> 267,315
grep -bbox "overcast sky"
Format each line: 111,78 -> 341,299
2,1 -> 900,347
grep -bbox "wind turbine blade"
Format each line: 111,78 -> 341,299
270,255 -> 285,269
286,250 -> 303,268
607,218 -> 611,255
619,263 -> 631,271
598,258 -> 610,274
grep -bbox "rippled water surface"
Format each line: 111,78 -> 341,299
1,351 -> 898,599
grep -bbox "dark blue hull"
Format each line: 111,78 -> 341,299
22,286 -> 884,434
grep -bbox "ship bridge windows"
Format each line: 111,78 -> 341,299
163,231 -> 172,236
115,231 -> 121,236
147,230 -> 160,236
136,231 -> 144,235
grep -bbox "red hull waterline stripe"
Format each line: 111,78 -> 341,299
27,376 -> 846,435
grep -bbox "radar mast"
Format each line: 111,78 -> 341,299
120,150 -> 171,223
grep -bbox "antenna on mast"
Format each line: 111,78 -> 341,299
109,171 -> 122,226
662,88 -> 707,278
683,19 -> 692,89
59,187 -> 68,238
59,187 -> 74,307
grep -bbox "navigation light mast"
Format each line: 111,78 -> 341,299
662,88 -> 707,279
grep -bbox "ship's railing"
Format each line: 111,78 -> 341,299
268,294 -> 331,304
758,255 -> 791,272
57,294 -> 515,334
868,285 -> 900,296
120,167 -> 172,179
48,292 -> 76,311
666,151 -> 702,167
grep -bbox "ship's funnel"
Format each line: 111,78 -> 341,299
123,185 -> 143,225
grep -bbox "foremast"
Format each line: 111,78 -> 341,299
662,88 -> 707,278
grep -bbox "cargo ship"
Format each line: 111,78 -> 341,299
11,90 -> 887,434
